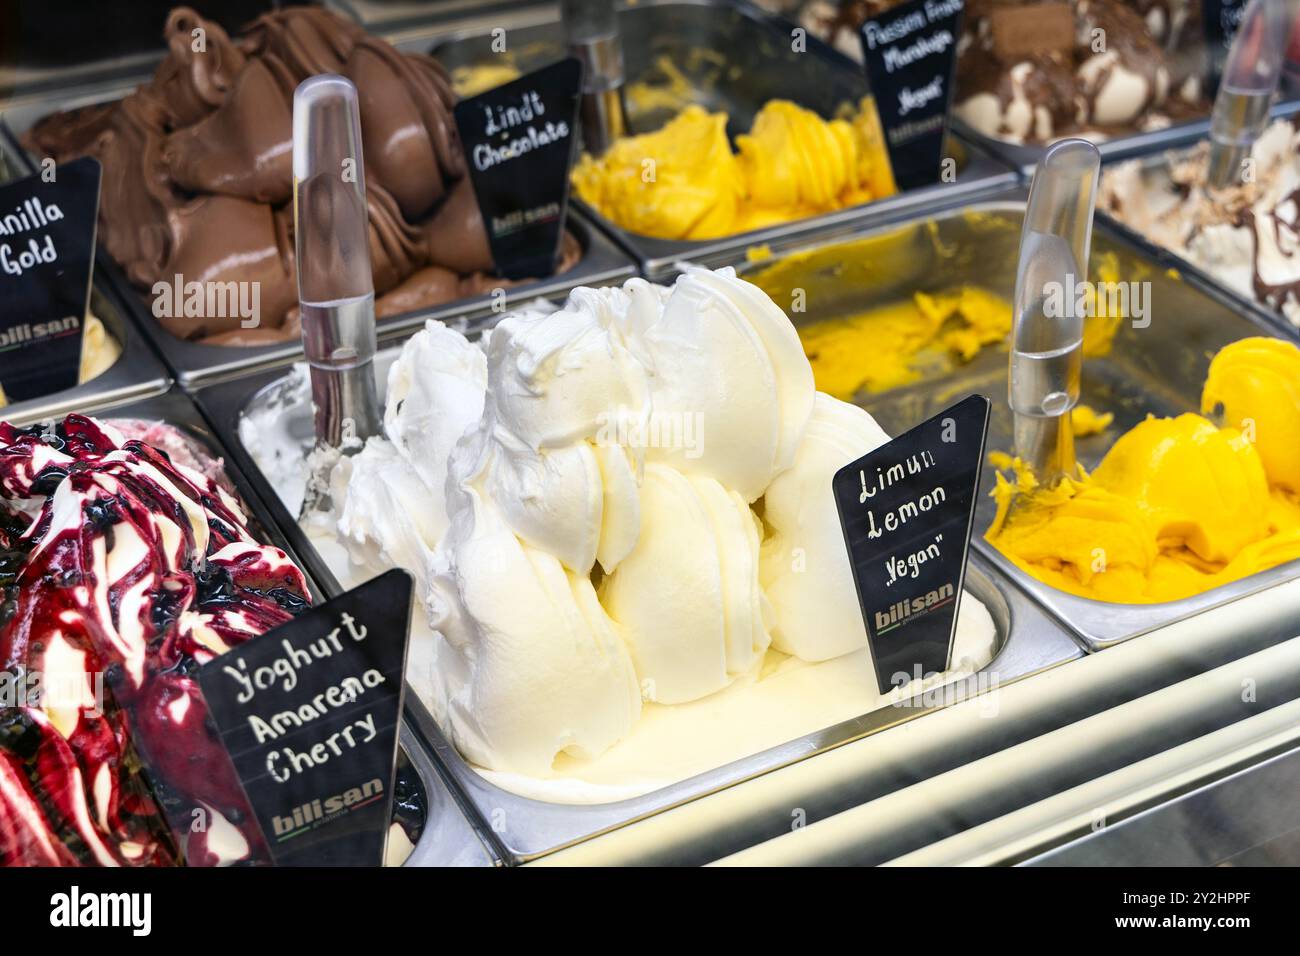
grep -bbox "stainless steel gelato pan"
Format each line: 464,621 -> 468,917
713,192 -> 1300,651
426,0 -> 1022,278
196,310 -> 1081,863
0,17 -> 639,389
0,387 -> 494,867
1095,124 -> 1300,344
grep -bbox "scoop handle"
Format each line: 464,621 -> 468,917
1009,138 -> 1101,482
292,74 -> 382,450
562,0 -> 627,154
1207,0 -> 1291,189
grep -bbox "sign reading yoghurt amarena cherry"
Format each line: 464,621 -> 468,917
198,570 -> 413,867
833,395 -> 989,695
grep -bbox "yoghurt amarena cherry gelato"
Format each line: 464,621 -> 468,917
243,269 -> 997,802
789,0 -> 1209,145
23,6 -> 579,347
0,415 -> 311,866
986,338 -> 1300,604
1101,119 -> 1300,327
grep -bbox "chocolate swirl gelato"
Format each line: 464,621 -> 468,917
25,7 -> 579,347
789,0 -> 1211,145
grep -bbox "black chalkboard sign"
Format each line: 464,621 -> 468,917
197,570 -> 413,867
0,157 -> 100,402
833,395 -> 989,694
452,58 -> 583,280
1204,0 -> 1251,85
858,0 -> 964,191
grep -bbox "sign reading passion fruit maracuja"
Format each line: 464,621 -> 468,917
1203,0 -> 1250,88
832,395 -> 989,695
857,0 -> 964,191
0,157 -> 100,402
453,57 -> 582,280
197,570 -> 413,867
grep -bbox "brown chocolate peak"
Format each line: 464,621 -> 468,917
22,5 -> 574,346
241,5 -> 366,80
153,7 -> 246,128
161,54 -> 297,204
366,182 -> 427,297
346,37 -> 464,222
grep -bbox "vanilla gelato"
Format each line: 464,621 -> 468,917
243,270 -> 999,801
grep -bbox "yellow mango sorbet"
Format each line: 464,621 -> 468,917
796,286 -> 1012,398
985,337 -> 1300,604
571,98 -> 896,240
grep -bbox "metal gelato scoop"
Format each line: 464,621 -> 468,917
293,74 -> 384,516
562,0 -> 628,154
1206,0 -> 1291,190
1009,138 -> 1100,485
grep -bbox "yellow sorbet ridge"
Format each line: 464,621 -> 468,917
797,285 -> 1012,399
985,337 -> 1300,604
572,98 -> 896,240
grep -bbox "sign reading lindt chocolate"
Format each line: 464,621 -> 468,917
453,58 -> 583,280
857,0 -> 964,191
0,157 -> 99,402
832,395 -> 989,695
197,570 -> 413,867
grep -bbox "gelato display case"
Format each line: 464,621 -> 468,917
3,1 -> 1300,875
426,0 -> 1020,277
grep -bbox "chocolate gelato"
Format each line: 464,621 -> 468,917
790,0 -> 1211,145
24,7 -> 579,347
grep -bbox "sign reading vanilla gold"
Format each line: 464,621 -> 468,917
833,395 -> 989,694
453,58 -> 583,280
197,570 -> 412,866
0,157 -> 99,402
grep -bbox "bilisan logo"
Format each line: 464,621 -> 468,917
0,315 -> 80,350
49,886 -> 151,936
271,777 -> 385,842
873,581 -> 956,634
